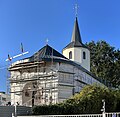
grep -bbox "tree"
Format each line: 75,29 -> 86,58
72,84 -> 119,113
86,40 -> 120,87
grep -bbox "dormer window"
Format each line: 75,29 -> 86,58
69,51 -> 72,59
83,52 -> 86,59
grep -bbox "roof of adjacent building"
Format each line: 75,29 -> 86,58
63,17 -> 88,50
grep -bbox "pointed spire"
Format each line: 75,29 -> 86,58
71,17 -> 82,44
63,17 -> 88,50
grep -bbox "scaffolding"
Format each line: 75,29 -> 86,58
8,49 -> 59,106
6,44 -> 79,108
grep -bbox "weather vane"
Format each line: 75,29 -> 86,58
74,4 -> 79,17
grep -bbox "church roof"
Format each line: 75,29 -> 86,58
63,17 -> 88,50
29,44 -> 67,62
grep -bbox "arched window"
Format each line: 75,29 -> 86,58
69,51 -> 72,59
83,51 -> 86,59
25,90 -> 30,97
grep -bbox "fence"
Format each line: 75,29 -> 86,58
0,106 -> 31,117
17,112 -> 120,117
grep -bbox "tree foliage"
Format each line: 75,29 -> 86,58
32,85 -> 120,115
72,84 -> 120,113
86,40 -> 120,88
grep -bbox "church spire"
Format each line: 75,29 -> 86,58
62,5 -> 89,51
71,17 -> 82,44
71,3 -> 82,44
63,17 -> 88,50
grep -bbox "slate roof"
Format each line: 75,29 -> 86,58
63,17 -> 88,50
28,44 -> 68,62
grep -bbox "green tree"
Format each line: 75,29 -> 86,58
72,84 -> 119,113
86,40 -> 120,87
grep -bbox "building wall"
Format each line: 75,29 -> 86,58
10,62 -> 59,106
10,61 -> 102,106
63,47 -> 90,71
59,62 -> 102,96
0,92 -> 11,106
10,71 -> 24,106
58,65 -> 74,102
58,85 -> 73,103
63,48 -> 75,60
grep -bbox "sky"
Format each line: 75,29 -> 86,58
0,0 -> 120,92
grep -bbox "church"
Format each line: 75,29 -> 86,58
9,17 -> 104,107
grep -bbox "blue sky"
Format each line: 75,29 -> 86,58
0,0 -> 120,92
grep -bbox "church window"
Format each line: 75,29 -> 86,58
69,51 -> 72,59
25,91 -> 30,97
83,52 -> 86,59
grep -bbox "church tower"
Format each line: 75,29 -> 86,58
62,17 -> 90,71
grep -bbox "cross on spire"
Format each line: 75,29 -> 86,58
46,38 -> 49,45
74,4 -> 79,17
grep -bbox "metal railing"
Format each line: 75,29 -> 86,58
17,112 -> 120,117
105,112 -> 120,117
